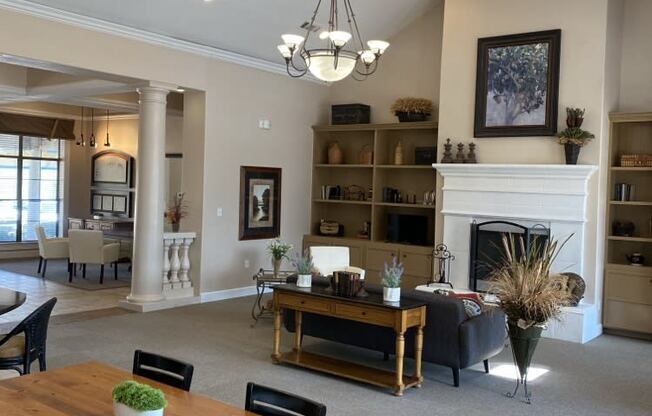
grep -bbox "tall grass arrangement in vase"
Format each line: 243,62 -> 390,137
489,233 -> 571,404
293,249 -> 314,288
381,257 -> 404,302
267,239 -> 293,277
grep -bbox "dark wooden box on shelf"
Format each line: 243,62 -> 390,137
604,112 -> 652,336
309,121 -> 438,288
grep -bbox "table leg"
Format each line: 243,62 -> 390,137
251,282 -> 262,322
415,325 -> 424,387
271,293 -> 281,364
294,311 -> 303,352
394,330 -> 405,396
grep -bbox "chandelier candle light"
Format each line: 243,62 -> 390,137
278,0 -> 389,82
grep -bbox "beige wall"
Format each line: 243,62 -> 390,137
437,0 -> 624,311
328,2 -> 444,123
619,0 -> 652,111
0,7 -> 329,293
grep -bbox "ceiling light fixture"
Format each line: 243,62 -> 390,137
104,109 -> 111,147
76,107 -> 85,146
89,108 -> 96,148
278,0 -> 389,82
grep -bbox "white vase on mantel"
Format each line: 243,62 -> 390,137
113,401 -> 164,416
297,274 -> 312,288
383,287 -> 401,303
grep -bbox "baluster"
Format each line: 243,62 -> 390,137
169,238 -> 181,286
178,237 -> 192,287
162,238 -> 171,288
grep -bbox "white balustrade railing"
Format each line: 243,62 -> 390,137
162,232 -> 196,292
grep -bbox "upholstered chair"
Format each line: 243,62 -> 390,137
68,230 -> 120,284
309,246 -> 350,277
34,225 -> 69,278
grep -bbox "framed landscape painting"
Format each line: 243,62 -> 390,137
474,29 -> 561,137
239,166 -> 282,240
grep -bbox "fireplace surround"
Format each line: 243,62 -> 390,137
434,164 -> 599,343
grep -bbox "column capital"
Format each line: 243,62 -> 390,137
137,86 -> 169,104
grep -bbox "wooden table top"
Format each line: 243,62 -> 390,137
0,361 -> 258,416
0,286 -> 26,316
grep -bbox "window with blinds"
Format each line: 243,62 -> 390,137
0,134 -> 64,242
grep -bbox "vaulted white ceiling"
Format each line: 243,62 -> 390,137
21,0 -> 437,64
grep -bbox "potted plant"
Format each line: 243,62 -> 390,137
165,192 -> 187,232
391,97 -> 434,122
557,108 -> 594,165
293,249 -> 314,288
112,380 -> 167,416
490,234 -> 571,403
267,239 -> 293,277
381,257 -> 404,302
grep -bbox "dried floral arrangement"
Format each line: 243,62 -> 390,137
165,192 -> 187,224
489,234 -> 571,329
381,256 -> 405,288
391,97 -> 434,115
293,248 -> 314,275
557,107 -> 595,146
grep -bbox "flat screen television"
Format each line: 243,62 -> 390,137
387,214 -> 428,246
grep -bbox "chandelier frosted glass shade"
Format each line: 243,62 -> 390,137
302,50 -> 357,82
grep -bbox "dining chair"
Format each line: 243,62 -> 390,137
35,225 -> 69,278
0,297 -> 57,375
132,350 -> 194,391
245,382 -> 327,416
68,230 -> 120,284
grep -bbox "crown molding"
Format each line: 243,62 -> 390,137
0,0 -> 326,85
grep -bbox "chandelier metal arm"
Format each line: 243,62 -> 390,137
344,0 -> 365,51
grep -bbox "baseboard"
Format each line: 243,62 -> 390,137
200,285 -> 257,303
118,295 -> 201,312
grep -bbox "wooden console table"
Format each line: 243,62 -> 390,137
271,284 -> 427,396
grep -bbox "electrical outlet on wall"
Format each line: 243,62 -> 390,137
244,259 -> 250,269
217,208 -> 223,217
258,119 -> 271,130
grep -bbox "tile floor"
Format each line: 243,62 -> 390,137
0,267 -> 129,329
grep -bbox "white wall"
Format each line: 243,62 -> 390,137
0,7 -> 329,293
619,0 -> 652,111
328,2 -> 444,123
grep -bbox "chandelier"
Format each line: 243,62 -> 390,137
277,0 -> 389,82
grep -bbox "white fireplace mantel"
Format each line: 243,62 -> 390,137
433,163 -> 600,343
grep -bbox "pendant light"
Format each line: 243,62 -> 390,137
76,107 -> 86,146
89,108 -> 96,148
277,0 -> 389,82
104,109 -> 111,147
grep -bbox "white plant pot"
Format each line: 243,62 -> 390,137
296,274 -> 312,288
383,287 -> 401,303
113,401 -> 164,416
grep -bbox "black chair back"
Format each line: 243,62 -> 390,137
132,350 -> 194,391
11,297 -> 57,360
245,382 -> 327,416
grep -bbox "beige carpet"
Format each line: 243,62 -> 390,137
18,296 -> 652,415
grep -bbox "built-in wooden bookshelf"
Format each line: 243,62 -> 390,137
603,112 -> 652,336
305,121 -> 438,288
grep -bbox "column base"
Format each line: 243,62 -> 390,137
119,295 -> 200,312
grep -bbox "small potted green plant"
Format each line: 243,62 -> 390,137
382,257 -> 404,302
112,380 -> 167,416
293,249 -> 314,288
391,97 -> 434,122
557,107 -> 595,165
267,239 -> 293,277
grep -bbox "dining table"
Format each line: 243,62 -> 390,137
0,361 -> 258,415
0,287 -> 26,316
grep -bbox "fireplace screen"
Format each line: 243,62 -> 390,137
469,220 -> 550,292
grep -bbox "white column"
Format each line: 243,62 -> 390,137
127,86 -> 169,304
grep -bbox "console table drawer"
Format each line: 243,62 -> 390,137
278,294 -> 330,313
334,303 -> 394,326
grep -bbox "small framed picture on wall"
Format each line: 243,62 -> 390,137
239,166 -> 282,240
474,29 -> 561,137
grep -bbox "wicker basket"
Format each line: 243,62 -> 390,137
620,154 -> 652,167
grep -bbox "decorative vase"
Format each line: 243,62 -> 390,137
505,321 -> 544,404
358,144 -> 373,165
113,401 -> 164,416
297,274 -> 312,288
393,141 -> 404,165
171,222 -> 180,232
396,112 -> 428,122
328,142 -> 343,164
383,287 -> 401,303
564,143 -> 581,165
272,257 -> 282,277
